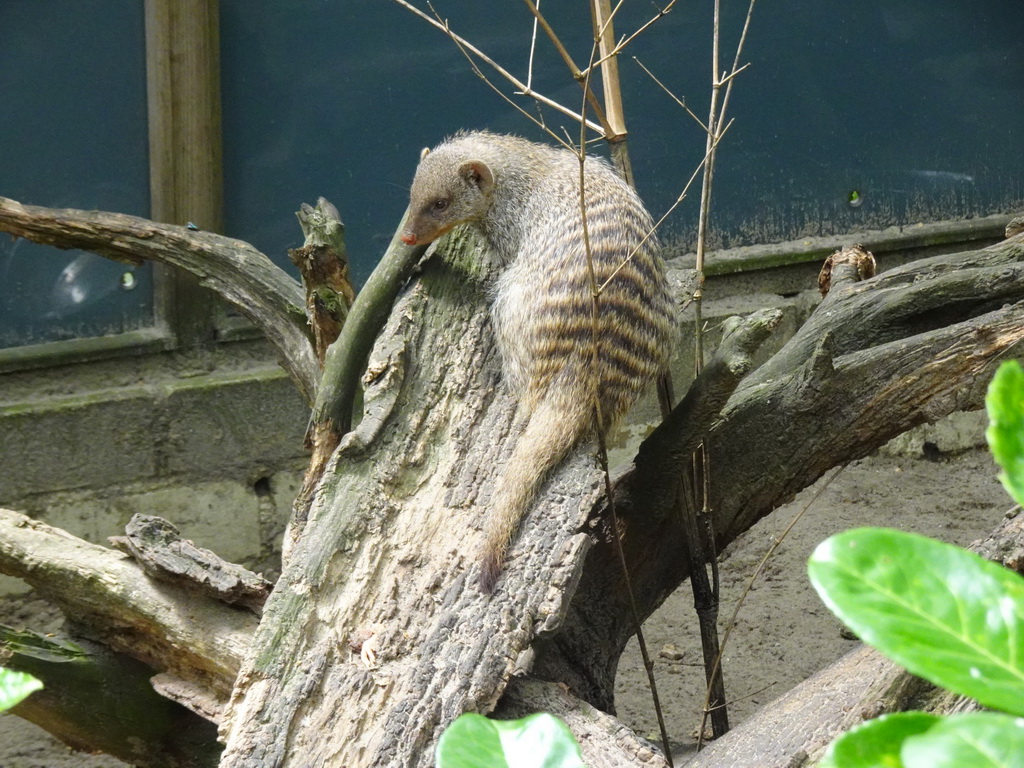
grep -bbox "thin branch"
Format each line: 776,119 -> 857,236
694,0 -> 722,277
718,0 -> 759,130
633,56 -> 709,133
522,0 -> 540,92
576,31 -> 674,764
437,11 -> 572,151
695,0 -> 758,276
520,0 -> 613,136
719,60 -> 752,88
697,464 -> 848,749
598,119 -> 734,294
391,0 -> 603,135
580,0 -> 680,78
687,0 -> 760,742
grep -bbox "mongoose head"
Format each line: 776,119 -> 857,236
401,153 -> 495,246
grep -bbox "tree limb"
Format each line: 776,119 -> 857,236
3,627 -> 221,767
0,508 -> 253,706
538,231 -> 1024,710
0,196 -> 318,403
289,197 -> 356,365
218,224 -> 661,765
289,206 -> 429,548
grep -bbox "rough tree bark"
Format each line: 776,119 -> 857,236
1,197 -> 1022,767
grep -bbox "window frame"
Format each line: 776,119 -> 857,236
0,0 -> 224,373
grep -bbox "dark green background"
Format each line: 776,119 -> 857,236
2,1 -> 1022,346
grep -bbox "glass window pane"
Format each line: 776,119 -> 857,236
0,1 -> 152,349
222,2 -> 1024,283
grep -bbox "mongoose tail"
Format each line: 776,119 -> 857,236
479,388 -> 592,593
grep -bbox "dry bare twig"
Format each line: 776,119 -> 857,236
391,0 -> 603,136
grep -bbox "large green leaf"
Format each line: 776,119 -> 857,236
819,711 -> 940,768
986,359 -> 1024,507
902,712 -> 1024,768
436,713 -> 585,768
437,713 -> 507,768
0,667 -> 43,711
808,527 -> 1024,715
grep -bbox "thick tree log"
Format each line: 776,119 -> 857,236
3,627 -> 221,767
541,230 -> 1024,711
217,235 -> 620,765
3,193 -> 1023,767
0,196 -> 318,403
0,508 -> 254,707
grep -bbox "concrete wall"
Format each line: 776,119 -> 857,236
0,341 -> 310,593
0,215 -> 1013,596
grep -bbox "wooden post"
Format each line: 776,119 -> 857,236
145,0 -> 223,346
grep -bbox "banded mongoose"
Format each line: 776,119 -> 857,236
401,130 -> 675,592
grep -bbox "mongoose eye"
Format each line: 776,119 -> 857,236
433,198 -> 449,213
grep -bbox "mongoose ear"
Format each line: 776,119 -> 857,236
460,160 -> 494,196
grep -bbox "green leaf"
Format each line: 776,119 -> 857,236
819,711 -> 940,768
808,528 -> 1024,715
0,667 -> 43,711
902,712 -> 1024,768
986,359 -> 1024,507
436,713 -> 585,768
437,713 -> 508,768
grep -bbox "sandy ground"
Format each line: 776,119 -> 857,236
0,446 -> 1011,766
615,445 -> 1010,760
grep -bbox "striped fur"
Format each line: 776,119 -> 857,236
403,131 -> 675,591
